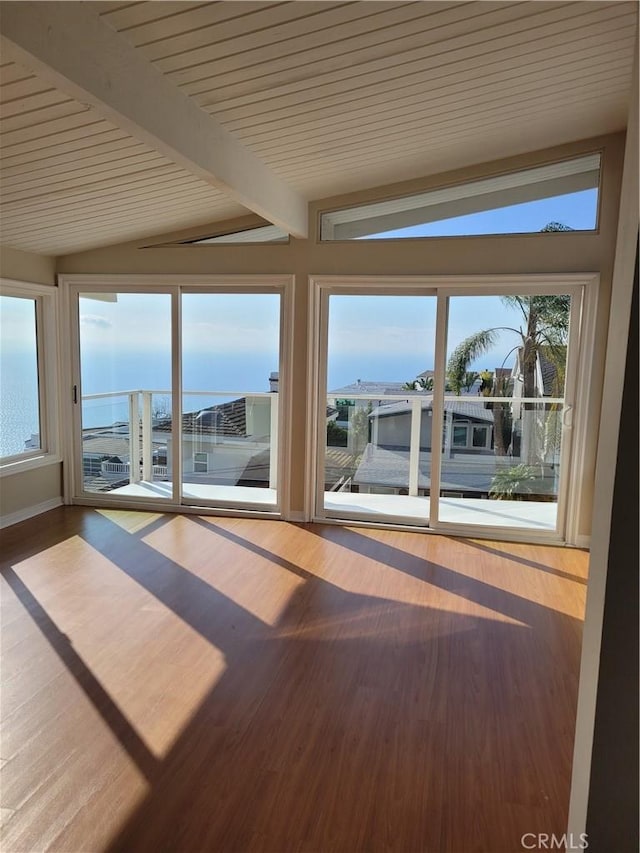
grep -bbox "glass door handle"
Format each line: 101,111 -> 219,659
562,404 -> 573,428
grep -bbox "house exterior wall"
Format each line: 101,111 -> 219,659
244,396 -> 271,438
373,409 -> 496,453
53,132 -> 625,539
373,411 -> 433,450
169,435 -> 269,484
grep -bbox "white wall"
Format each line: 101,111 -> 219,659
0,247 -> 62,524
0,245 -> 56,286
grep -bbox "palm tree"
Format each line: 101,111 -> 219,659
403,376 -> 433,391
446,247 -> 571,462
464,371 -> 479,392
488,464 -> 537,500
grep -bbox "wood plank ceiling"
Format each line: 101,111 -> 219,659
0,0 -> 637,256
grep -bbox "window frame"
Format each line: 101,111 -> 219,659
0,278 -> 60,476
308,274 -> 597,545
450,421 -> 492,450
318,150 -> 603,242
59,274 -> 295,518
452,423 -> 469,448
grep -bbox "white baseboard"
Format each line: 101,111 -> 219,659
0,497 -> 63,530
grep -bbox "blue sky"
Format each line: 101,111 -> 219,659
326,294 -> 537,389
77,292 -> 281,394
73,292 -> 533,390
0,295 -> 38,353
362,188 -> 598,239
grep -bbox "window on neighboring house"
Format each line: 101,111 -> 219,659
452,425 -> 468,447
451,422 -> 491,450
472,426 -> 490,448
193,452 -> 208,473
0,281 -> 58,472
320,153 -> 600,240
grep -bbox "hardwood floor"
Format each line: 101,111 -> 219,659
0,507 -> 589,853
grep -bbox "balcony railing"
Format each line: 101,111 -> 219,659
325,391 -> 566,500
81,388 -> 278,492
100,461 -> 169,478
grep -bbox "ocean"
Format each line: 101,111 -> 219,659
1,346 -> 429,457
0,357 -> 40,457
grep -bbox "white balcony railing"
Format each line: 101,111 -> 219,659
82,388 -> 278,491
100,461 -> 168,478
326,391 -> 565,499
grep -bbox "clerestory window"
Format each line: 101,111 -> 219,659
320,153 -> 600,240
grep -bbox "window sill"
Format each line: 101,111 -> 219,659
0,453 -> 62,478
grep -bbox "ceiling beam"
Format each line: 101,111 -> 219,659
0,1 -> 308,238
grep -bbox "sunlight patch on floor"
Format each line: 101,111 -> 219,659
96,508 -> 166,533
141,515 -> 305,627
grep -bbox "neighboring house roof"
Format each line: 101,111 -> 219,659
331,376 -> 509,401
369,398 -> 495,423
155,398 -> 249,437
329,380 -> 408,396
353,445 -> 496,492
444,401 -> 495,422
81,436 -> 132,458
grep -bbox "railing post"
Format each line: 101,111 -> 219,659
269,393 -> 278,490
142,391 -> 153,482
444,408 -> 453,459
128,392 -> 140,484
408,397 -> 421,496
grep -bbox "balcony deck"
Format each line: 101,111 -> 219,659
107,481 -> 556,530
324,492 -> 557,530
110,480 -> 278,507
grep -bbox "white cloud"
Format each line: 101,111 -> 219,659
80,314 -> 112,329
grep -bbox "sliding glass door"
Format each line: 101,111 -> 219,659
77,291 -> 173,498
70,275 -> 583,538
314,279 -> 582,539
435,291 -> 578,534
71,281 -> 288,513
181,291 -> 280,508
319,290 -> 437,525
